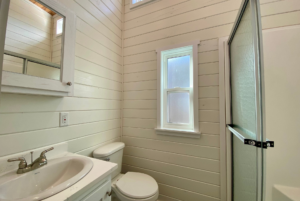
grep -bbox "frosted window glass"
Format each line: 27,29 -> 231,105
168,92 -> 190,124
56,18 -> 63,35
167,56 -> 190,89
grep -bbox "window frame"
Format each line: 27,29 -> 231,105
130,0 -> 156,9
156,41 -> 200,138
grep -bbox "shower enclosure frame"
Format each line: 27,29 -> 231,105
218,0 -> 266,200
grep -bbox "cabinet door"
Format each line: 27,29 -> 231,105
83,180 -> 111,201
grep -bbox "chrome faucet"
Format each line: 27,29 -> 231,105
7,147 -> 54,174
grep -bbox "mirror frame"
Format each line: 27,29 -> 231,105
0,0 -> 76,96
0,0 -> 10,100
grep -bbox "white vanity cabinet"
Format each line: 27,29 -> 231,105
82,179 -> 111,201
70,176 -> 112,201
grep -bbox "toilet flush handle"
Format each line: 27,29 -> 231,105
107,191 -> 112,196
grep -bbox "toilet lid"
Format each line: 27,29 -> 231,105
116,172 -> 158,199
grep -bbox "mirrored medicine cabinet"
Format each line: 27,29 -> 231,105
0,0 -> 75,96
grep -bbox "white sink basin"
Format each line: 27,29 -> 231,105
0,156 -> 93,201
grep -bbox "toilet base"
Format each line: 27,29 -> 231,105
111,174 -> 158,201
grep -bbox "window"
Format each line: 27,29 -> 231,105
156,42 -> 200,138
56,18 -> 63,36
130,0 -> 155,9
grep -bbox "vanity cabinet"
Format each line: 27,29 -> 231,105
83,179 -> 111,201
70,175 -> 112,201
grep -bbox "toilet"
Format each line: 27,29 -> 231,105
93,142 -> 159,201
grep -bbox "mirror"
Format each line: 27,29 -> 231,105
2,0 -> 64,81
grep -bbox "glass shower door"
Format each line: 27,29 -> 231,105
227,0 -> 265,200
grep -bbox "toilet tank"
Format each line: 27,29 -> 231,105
93,142 -> 125,179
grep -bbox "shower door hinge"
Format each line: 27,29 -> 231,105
244,139 -> 274,149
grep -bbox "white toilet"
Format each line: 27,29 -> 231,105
93,142 -> 159,201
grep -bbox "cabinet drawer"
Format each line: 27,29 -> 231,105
83,180 -> 111,201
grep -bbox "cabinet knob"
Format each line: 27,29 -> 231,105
67,82 -> 72,86
107,191 -> 112,196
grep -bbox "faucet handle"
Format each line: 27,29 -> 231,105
7,157 -> 27,169
40,147 -> 54,157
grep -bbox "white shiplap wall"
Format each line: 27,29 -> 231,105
122,0 -> 300,201
0,0 -> 123,158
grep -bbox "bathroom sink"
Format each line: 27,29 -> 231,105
0,156 -> 93,201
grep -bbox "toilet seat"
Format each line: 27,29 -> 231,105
112,172 -> 159,201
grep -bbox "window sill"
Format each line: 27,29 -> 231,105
155,128 -> 201,139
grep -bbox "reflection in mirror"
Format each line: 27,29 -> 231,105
2,0 -> 64,81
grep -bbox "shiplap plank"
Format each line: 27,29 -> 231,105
124,146 -> 220,172
199,39 -> 219,53
5,38 -> 51,58
9,9 -> 51,34
124,51 -> 156,65
123,127 -> 220,147
76,30 -> 122,65
122,136 -> 220,160
123,24 -> 233,56
75,44 -> 122,74
124,11 -> 238,47
199,74 -> 219,87
110,0 -> 123,13
199,98 -> 219,110
123,155 -> 220,185
123,100 -> 156,109
123,90 -> 157,100
124,80 -> 157,91
123,118 -> 156,129
101,0 -> 122,21
124,61 -> 156,74
74,70 -> 122,91
200,122 -> 220,135
199,110 -> 220,123
0,109 -> 120,136
69,110 -> 120,125
75,0 -> 122,37
124,70 -> 156,82
260,0 -> 300,16
11,0 -> 52,19
199,62 -> 219,75
0,113 -> 57,135
0,94 -> 121,113
68,128 -> 121,152
75,57 -> 122,82
199,86 -> 219,98
157,183 -> 219,201
262,10 -> 300,30
5,31 -> 50,51
123,109 -> 156,119
199,51 -> 219,64
74,84 -> 122,100
0,119 -> 121,157
6,22 -> 50,46
124,0 -> 227,32
4,45 -> 50,61
76,18 -> 122,55
60,0 -> 122,45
